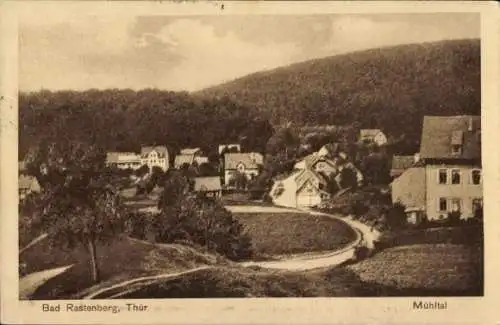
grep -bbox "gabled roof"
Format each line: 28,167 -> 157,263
224,152 -> 263,170
19,175 -> 39,190
391,155 -> 415,171
194,177 -> 222,192
141,146 -> 168,158
294,168 -> 328,193
106,152 -> 140,163
174,154 -> 195,168
180,148 -> 201,155
419,115 -> 481,160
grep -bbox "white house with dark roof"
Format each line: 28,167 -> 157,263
359,129 -> 388,146
391,115 -> 482,222
223,152 -> 263,185
140,146 -> 170,171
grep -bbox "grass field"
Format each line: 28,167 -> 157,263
347,243 -> 483,296
20,236 -> 229,299
233,213 -> 357,257
113,266 -> 372,298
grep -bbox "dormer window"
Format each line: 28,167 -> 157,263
451,130 -> 463,155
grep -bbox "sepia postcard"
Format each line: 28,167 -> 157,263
1,1 -> 499,324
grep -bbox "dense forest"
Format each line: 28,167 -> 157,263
198,39 -> 481,152
19,90 -> 274,161
19,39 -> 480,159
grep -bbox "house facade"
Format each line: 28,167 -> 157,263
140,146 -> 170,171
391,115 -> 482,222
359,129 -> 388,146
223,152 -> 263,185
271,168 -> 330,208
106,152 -> 143,170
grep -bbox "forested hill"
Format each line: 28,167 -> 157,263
18,90 -> 274,160
197,39 -> 480,146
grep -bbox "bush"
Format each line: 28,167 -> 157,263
354,245 -> 370,261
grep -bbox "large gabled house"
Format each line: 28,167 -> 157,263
391,115 -> 482,223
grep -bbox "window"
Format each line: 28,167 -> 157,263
450,198 -> 461,212
451,145 -> 462,155
471,169 -> 481,185
438,198 -> 447,212
472,198 -> 483,216
438,169 -> 447,184
451,169 -> 461,184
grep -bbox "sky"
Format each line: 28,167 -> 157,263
19,12 -> 480,92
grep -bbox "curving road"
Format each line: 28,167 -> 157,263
83,205 -> 380,299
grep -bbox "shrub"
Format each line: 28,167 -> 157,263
354,245 -> 370,261
385,202 -> 407,230
447,211 -> 462,226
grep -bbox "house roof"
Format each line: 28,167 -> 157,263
224,152 -> 263,170
141,146 -> 168,158
194,177 -> 222,192
391,155 -> 415,171
19,175 -> 38,190
294,168 -> 328,193
360,129 -> 382,139
106,152 -> 140,163
180,148 -> 201,155
174,154 -> 195,168
419,115 -> 481,160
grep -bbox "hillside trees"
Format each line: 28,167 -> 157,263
19,90 -> 274,161
198,39 -> 480,154
21,141 -> 127,283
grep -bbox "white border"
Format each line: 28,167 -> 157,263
1,1 -> 499,324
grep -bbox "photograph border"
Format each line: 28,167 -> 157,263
1,1 -> 499,324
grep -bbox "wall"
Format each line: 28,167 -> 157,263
425,164 -> 482,220
391,167 -> 426,211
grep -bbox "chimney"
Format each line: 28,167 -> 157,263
468,117 -> 473,131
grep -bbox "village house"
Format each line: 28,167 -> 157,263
19,162 -> 41,200
272,169 -> 331,208
193,176 -> 222,198
140,146 -> 170,171
272,145 -> 363,208
106,145 -> 170,171
223,152 -> 263,185
390,154 -> 420,179
359,129 -> 388,146
106,152 -> 142,170
174,148 -> 208,169
391,115 -> 482,223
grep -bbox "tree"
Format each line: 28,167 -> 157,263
155,195 -> 253,260
386,202 -> 407,230
339,167 -> 358,189
135,165 -> 150,178
228,172 -> 249,190
24,142 -> 126,283
158,170 -> 192,210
